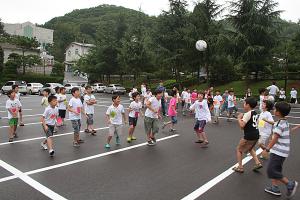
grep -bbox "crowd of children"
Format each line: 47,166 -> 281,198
3,82 -> 299,198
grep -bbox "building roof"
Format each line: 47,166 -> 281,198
0,43 -> 39,52
65,42 -> 95,51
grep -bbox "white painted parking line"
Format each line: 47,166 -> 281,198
218,117 -> 300,126
0,134 -> 180,183
181,148 -> 263,200
1,114 -> 43,119
0,160 -> 67,200
0,127 -> 109,146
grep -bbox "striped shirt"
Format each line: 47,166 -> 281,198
270,119 -> 290,158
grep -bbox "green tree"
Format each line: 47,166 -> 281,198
229,0 -> 281,79
51,62 -> 64,76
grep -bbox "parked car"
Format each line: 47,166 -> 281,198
27,83 -> 43,95
64,83 -> 80,94
1,81 -> 27,95
38,83 -> 63,95
92,83 -> 106,93
104,84 -> 126,94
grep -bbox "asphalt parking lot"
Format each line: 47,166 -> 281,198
0,93 -> 299,200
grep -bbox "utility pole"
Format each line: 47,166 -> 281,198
284,46 -> 288,93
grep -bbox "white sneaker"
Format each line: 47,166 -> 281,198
49,149 -> 55,156
41,142 -> 48,150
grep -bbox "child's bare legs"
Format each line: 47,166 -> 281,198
47,137 -> 53,150
250,149 -> 261,165
128,126 -> 135,137
74,133 -> 79,143
13,125 -> 17,135
9,126 -> 14,139
107,135 -> 112,144
196,130 -> 204,141
236,149 -> 243,168
200,132 -> 208,143
19,111 -> 24,125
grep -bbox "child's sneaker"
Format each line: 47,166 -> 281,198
151,137 -> 156,144
131,136 -> 137,140
49,149 -> 55,156
287,181 -> 298,198
73,142 -> 80,147
105,143 -> 111,148
127,137 -> 132,143
41,142 -> 48,150
116,136 -> 121,145
147,140 -> 155,146
265,185 -> 282,196
8,138 -> 13,142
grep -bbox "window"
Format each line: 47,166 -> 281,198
75,49 -> 79,55
5,82 -> 13,86
65,84 -> 71,87
68,50 -> 71,56
45,84 -> 50,87
27,84 -> 31,87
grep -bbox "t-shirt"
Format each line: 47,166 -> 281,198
186,93 -> 191,104
181,91 -> 189,101
15,92 -> 21,101
168,97 -> 177,117
270,119 -> 290,158
242,110 -> 259,140
43,106 -> 58,126
228,95 -> 235,108
141,86 -> 147,96
258,111 -> 273,136
290,90 -> 297,98
84,94 -> 96,114
267,85 -> 279,95
190,100 -> 211,122
145,96 -> 161,119
6,99 -> 21,119
41,96 -> 49,107
106,104 -> 125,125
279,90 -> 286,99
68,97 -> 83,120
213,95 -> 223,108
57,94 -> 67,110
129,101 -> 142,118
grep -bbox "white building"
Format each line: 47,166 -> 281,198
64,42 -> 95,72
0,43 -> 40,63
4,22 -> 54,48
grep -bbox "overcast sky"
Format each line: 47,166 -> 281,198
1,0 -> 299,24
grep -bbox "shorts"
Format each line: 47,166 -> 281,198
194,120 -> 206,133
9,118 -> 18,126
237,139 -> 257,153
44,125 -> 55,138
71,119 -> 81,134
129,117 -> 138,127
290,98 -> 296,104
144,116 -> 159,135
171,116 -> 178,124
258,133 -> 271,146
58,109 -> 66,118
214,107 -> 220,117
86,114 -> 94,125
108,124 -> 122,136
267,153 -> 286,179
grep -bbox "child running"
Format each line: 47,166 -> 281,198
227,90 -> 235,122
6,90 -> 21,142
127,92 -> 143,143
213,90 -> 223,124
263,101 -> 298,198
68,87 -> 86,147
84,86 -> 97,136
105,95 -> 127,148
57,87 -> 67,126
40,95 -> 58,156
162,90 -> 178,132
144,89 -> 163,146
190,92 -> 211,147
12,85 -> 24,126
258,100 -> 274,160
233,97 -> 262,173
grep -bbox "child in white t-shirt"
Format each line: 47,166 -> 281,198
279,88 -> 286,101
258,100 -> 274,159
68,87 -> 86,147
57,87 -> 67,126
105,95 -> 127,148
213,90 -> 223,124
41,95 -> 58,156
290,88 -> 297,104
127,92 -> 143,143
6,90 -> 21,142
84,86 -> 97,135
